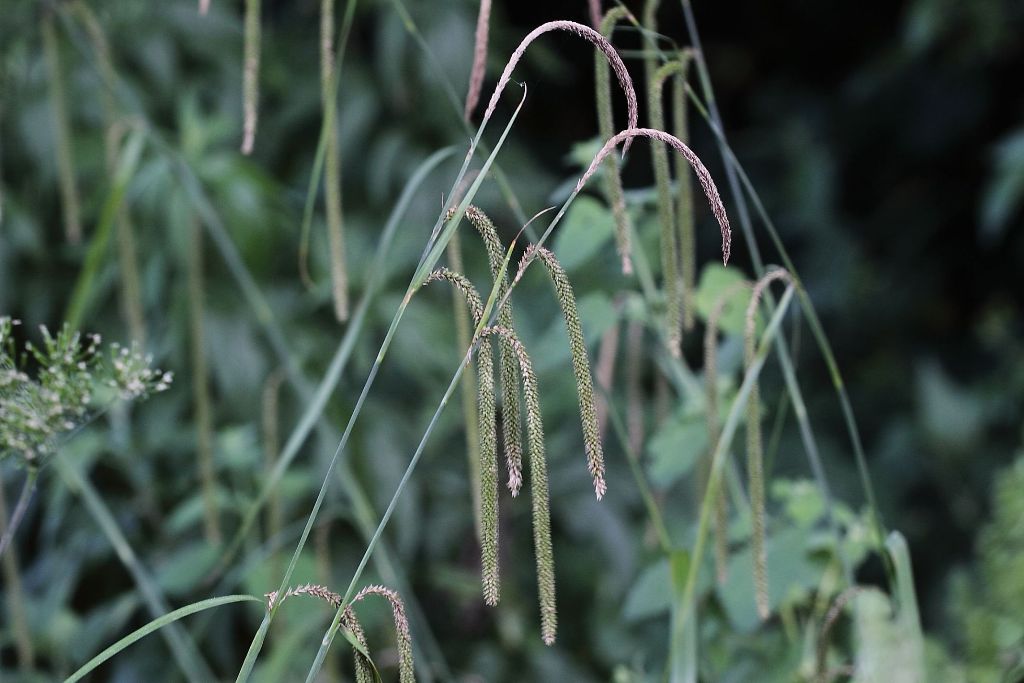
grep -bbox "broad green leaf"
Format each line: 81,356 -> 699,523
695,263 -> 752,335
646,411 -> 707,490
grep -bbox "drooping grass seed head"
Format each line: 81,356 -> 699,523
577,128 -> 732,266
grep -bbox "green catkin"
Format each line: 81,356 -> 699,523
71,1 -> 146,344
241,0 -> 260,154
523,245 -> 606,499
41,13 -> 82,244
321,0 -> 349,321
482,325 -> 557,645
704,281 -> 750,584
462,206 -> 524,496
649,58 -> 689,356
424,269 -> 500,606
671,53 -> 697,331
745,267 -> 790,621
187,216 -> 221,545
445,234 -> 483,543
595,8 -> 634,274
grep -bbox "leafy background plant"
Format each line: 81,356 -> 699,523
0,0 -> 1022,681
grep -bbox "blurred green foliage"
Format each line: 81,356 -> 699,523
0,0 -> 1022,681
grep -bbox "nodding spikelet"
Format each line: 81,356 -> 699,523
348,585 -> 416,683
648,56 -> 693,356
745,267 -> 790,621
240,0 -> 260,154
424,268 -> 500,606
595,8 -> 635,275
460,206 -> 524,497
322,0 -> 349,321
199,0 -> 210,15
264,583 -> 342,609
670,54 -> 697,332
704,281 -> 751,584
577,128 -> 733,266
521,245 -> 606,499
41,12 -> 82,245
464,0 -> 492,121
484,20 -> 638,155
482,325 -> 557,645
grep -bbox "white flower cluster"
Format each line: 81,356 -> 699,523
0,317 -> 172,463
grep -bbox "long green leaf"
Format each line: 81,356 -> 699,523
64,595 -> 260,683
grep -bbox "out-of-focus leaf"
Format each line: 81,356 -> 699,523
646,411 -> 707,490
552,196 -> 616,271
695,263 -> 753,335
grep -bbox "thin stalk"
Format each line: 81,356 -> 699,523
0,468 -> 34,669
677,285 -> 796,641
299,0 -> 356,292
671,65 -> 696,332
0,467 -> 37,560
648,56 -> 693,355
595,7 -> 635,273
187,214 -> 221,545
54,452 -> 215,683
41,12 -> 82,244
445,234 -> 482,539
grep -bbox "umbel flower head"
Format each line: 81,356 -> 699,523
0,317 -> 171,464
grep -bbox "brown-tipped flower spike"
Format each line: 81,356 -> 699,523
464,0 -> 492,121
425,268 -> 500,606
346,584 -> 416,683
704,281 -> 751,584
484,21 -> 638,155
521,245 -> 607,499
340,610 -> 374,683
482,325 -> 558,645
745,267 -> 790,621
577,128 -> 732,266
461,206 -> 525,498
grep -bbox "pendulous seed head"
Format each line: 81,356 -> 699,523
520,244 -> 607,499
577,128 -> 733,266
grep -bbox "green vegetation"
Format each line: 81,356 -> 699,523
1,1 -> 1022,681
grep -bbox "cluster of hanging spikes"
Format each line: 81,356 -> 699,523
421,206 -> 607,645
265,582 -> 415,682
